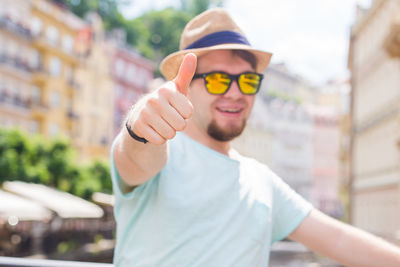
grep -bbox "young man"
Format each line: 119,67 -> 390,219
111,8 -> 400,266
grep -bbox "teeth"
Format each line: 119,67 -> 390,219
219,108 -> 240,113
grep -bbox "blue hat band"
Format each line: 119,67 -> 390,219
184,31 -> 250,50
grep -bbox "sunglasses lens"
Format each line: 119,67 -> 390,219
239,73 -> 261,94
205,73 -> 231,94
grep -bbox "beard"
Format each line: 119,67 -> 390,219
207,118 -> 247,142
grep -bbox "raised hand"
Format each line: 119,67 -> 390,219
127,53 -> 197,145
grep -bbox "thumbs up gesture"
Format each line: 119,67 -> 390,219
126,53 -> 197,145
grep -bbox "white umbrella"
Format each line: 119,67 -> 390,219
3,181 -> 104,219
0,189 -> 52,222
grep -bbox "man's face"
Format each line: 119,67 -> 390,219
188,50 -> 256,142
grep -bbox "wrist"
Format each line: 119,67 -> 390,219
125,106 -> 148,144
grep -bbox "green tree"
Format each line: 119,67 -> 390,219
129,8 -> 191,61
87,159 -> 112,194
181,0 -> 224,16
0,127 -> 111,200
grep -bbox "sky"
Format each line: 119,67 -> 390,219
119,0 -> 372,86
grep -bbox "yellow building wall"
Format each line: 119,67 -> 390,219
30,0 -> 82,139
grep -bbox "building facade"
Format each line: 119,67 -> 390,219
29,0 -> 85,139
74,13 -> 114,159
0,0 -> 154,159
348,0 -> 400,244
0,0 -> 37,133
109,31 -> 154,137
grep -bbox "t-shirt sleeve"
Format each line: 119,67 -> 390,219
270,172 -> 313,243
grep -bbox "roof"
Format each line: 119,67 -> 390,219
3,181 -> 104,219
0,189 -> 52,221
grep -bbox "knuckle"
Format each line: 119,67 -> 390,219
147,97 -> 160,109
182,103 -> 193,119
140,108 -> 152,121
174,118 -> 186,131
157,87 -> 172,97
151,137 -> 166,146
165,129 -> 176,140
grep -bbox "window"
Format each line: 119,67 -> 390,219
31,17 -> 43,36
49,123 -> 59,136
46,26 -> 59,46
8,41 -> 17,59
29,50 -> 40,70
115,59 -> 125,78
116,85 -> 124,98
62,35 -> 74,53
50,90 -> 61,108
31,86 -> 41,105
128,90 -> 136,103
30,120 -> 39,134
49,57 -> 61,77
126,63 -> 137,83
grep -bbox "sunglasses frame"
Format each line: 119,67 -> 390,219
192,71 -> 264,95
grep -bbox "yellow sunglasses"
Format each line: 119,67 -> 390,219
193,71 -> 264,95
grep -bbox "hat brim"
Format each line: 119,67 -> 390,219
160,44 -> 273,81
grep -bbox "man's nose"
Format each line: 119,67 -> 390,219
224,80 -> 242,98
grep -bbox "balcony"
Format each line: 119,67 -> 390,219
0,54 -> 32,82
0,92 -> 31,118
32,66 -> 49,86
67,78 -> 81,91
32,35 -> 79,66
31,101 -> 49,119
67,109 -> 79,120
0,15 -> 32,40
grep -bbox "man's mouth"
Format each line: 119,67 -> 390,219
216,107 -> 243,114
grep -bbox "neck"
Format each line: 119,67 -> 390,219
183,122 -> 232,156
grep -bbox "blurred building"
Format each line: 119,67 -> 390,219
0,0 -> 37,133
107,29 -> 154,137
30,0 -> 84,138
232,96 -> 273,166
319,79 -> 352,220
309,105 -> 341,218
348,0 -> 400,244
0,0 -> 157,159
74,13 -> 114,159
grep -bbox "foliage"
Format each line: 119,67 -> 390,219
126,0 -> 224,63
129,9 -> 191,61
0,127 -> 111,200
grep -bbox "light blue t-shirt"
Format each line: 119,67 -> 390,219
111,132 -> 312,267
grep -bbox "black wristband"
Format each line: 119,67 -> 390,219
125,121 -> 148,144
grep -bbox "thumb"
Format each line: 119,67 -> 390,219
173,53 -> 197,96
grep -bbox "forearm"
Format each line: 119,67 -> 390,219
114,127 -> 167,187
333,225 -> 400,267
290,209 -> 400,267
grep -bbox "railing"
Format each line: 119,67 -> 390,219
0,54 -> 32,74
0,257 -> 113,267
0,16 -> 32,39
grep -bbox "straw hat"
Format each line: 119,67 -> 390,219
160,8 -> 273,80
